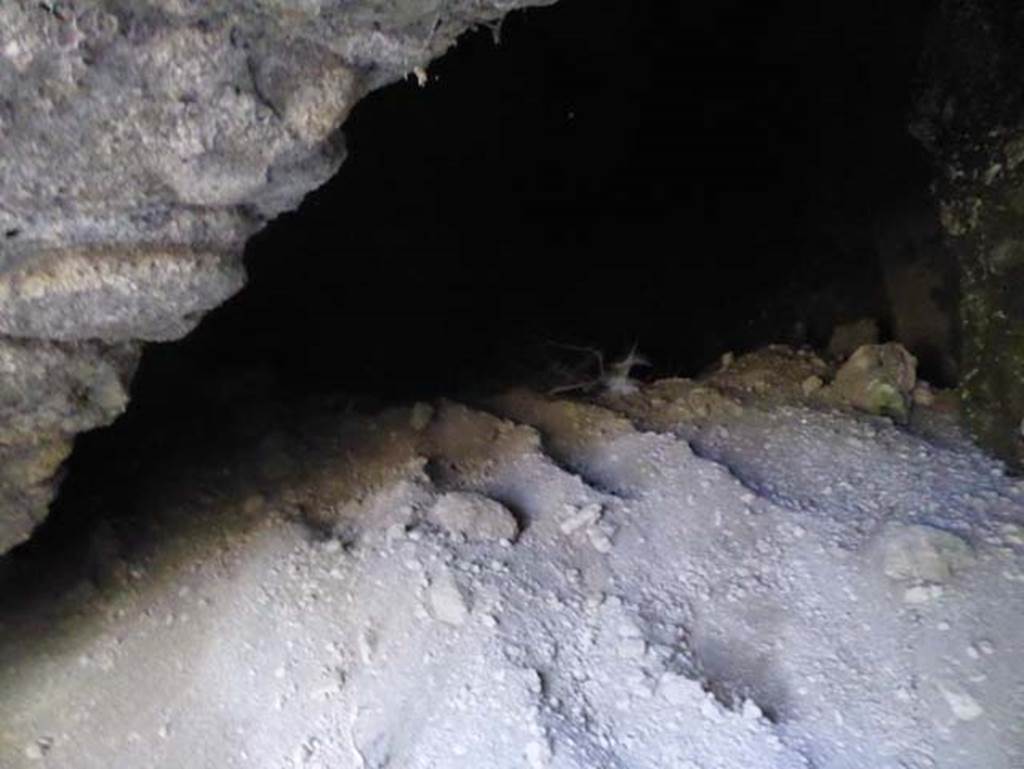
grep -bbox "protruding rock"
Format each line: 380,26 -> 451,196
427,567 -> 470,626
939,684 -> 985,722
0,245 -> 245,342
0,337 -> 138,552
428,491 -> 519,542
878,523 -> 974,586
829,343 -> 917,420
912,381 -> 937,407
801,375 -> 824,396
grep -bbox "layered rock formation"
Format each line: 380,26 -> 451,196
0,0 -> 545,553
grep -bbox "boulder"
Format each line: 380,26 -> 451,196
828,343 -> 917,420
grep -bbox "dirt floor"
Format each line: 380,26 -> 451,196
0,346 -> 1021,768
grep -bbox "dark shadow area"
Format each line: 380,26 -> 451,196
7,0 -> 942,569
190,0 -> 937,393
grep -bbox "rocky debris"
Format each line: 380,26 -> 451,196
633,379 -> 746,426
427,491 -> 519,542
801,374 -> 824,396
704,345 -> 831,400
604,347 -> 839,436
0,0 -> 548,554
827,343 -> 917,420
826,317 -> 879,360
559,501 -> 603,535
2,374 -> 1022,767
558,502 -> 616,553
426,565 -> 471,626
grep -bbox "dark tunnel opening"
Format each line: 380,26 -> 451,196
198,0 -> 940,393
9,0 -> 944,564
191,0 -> 941,394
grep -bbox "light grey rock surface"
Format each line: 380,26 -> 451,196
0,337 -> 137,552
0,0 -> 548,553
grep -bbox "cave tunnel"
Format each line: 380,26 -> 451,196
17,0 -> 947,555
3,1 -> 1023,767
163,0 -> 940,397
60,0 -> 940,474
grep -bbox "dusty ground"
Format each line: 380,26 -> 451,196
0,347 -> 1021,768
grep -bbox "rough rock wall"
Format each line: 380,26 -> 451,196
911,0 -> 1024,467
0,0 -> 547,554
